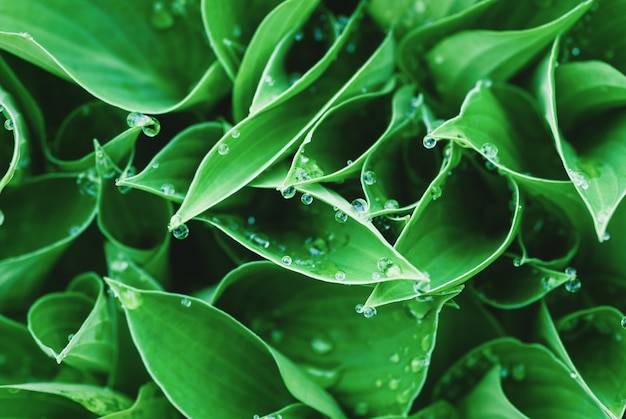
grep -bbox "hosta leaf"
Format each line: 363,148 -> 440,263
212,261 -> 461,418
198,182 -> 426,285
282,81 -> 412,188
96,146 -> 172,283
45,102 -> 137,173
202,0 -> 284,80
392,146 -> 521,298
555,306 -> 626,417
0,0 -> 229,113
423,0 -> 591,108
117,122 -> 224,202
433,338 -> 607,418
0,387 -> 97,418
100,381 -> 181,419
104,241 -> 164,291
0,383 -> 132,416
171,14 -> 394,226
232,0 -> 322,119
27,273 -> 113,372
105,278 -> 345,419
0,175 -> 97,311
0,314 -> 56,384
552,59 -> 626,240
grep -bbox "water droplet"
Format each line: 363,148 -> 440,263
351,198 -> 369,215
602,231 -> 611,241
511,363 -> 526,381
334,271 -> 346,281
294,31 -> 304,41
231,129 -> 240,138
384,199 -> 399,210
151,161 -> 160,169
371,272 -> 381,280
180,297 -> 192,308
4,119 -> 14,131
310,336 -> 334,355
160,183 -> 175,195
363,306 -> 377,319
353,401 -> 369,416
571,47 -> 581,56
388,378 -> 400,390
390,353 -> 400,363
67,333 -> 75,342
76,169 -> 100,197
119,289 -> 142,310
280,185 -> 296,199
413,279 -> 430,294
218,143 -> 230,155
423,136 -> 437,149
150,1 -> 174,29
172,223 -> 189,240
263,75 -> 275,86
334,210 -> 348,223
250,233 -> 270,249
346,159 -> 354,166
410,357 -> 430,373
565,266 -> 577,277
620,316 -> 626,328
430,186 -> 442,200
513,257 -> 523,267
597,209 -> 611,224
377,257 -> 402,277
481,142 -> 498,160
126,112 -> 160,137
570,371 -> 578,379
300,193 -> 313,205
565,278 -> 581,293
363,170 -> 377,185
281,255 -> 292,265
567,169 -> 589,190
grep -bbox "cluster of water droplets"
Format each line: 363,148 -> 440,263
563,266 -> 581,293
77,168 -> 100,197
566,168 -> 589,190
126,112 -> 161,137
481,142 -> 499,169
355,303 -> 377,319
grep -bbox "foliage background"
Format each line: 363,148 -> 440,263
0,0 -> 626,417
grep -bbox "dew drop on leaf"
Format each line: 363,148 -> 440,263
3,119 -> 14,131
430,186 -> 442,200
281,255 -> 292,265
172,223 -> 189,240
180,297 -> 192,308
513,257 -> 523,267
384,199 -> 399,210
230,129 -> 240,139
280,185 -> 296,199
423,136 -> 437,149
160,183 -> 175,195
351,198 -> 369,214
620,316 -> 626,329
126,112 -> 160,137
119,289 -> 142,310
217,143 -> 230,155
363,170 -> 377,185
334,210 -> 348,223
334,271 -> 346,281
300,193 -> 313,205
565,277 -> 581,293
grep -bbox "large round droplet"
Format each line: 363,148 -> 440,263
481,142 -> 498,160
281,185 -> 296,199
301,193 -> 314,205
423,136 -> 437,149
3,119 -> 14,131
334,210 -> 348,223
218,143 -> 230,155
172,224 -> 189,240
351,198 -> 369,214
363,171 -> 377,186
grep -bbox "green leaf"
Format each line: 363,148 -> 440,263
100,381 -> 181,419
171,16 -> 395,226
0,314 -> 57,384
552,59 -> 626,240
27,273 -> 114,373
0,383 -> 132,416
0,175 -> 97,311
117,122 -> 224,202
0,0 -> 229,113
433,338 -> 607,418
555,306 -> 626,417
394,146 -> 522,294
212,261 -> 460,417
105,278 -> 345,419
199,182 -> 426,285
0,387 -> 97,418
45,102 -> 137,173
202,0 -> 284,80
